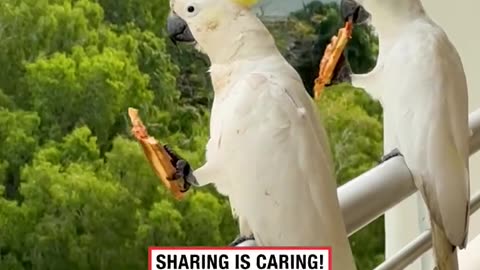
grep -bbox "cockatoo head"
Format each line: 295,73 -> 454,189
166,0 -> 275,64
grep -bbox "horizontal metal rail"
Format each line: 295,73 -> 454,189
236,109 -> 480,265
340,108 -> 480,235
372,109 -> 480,269
374,191 -> 480,270
339,156 -> 414,235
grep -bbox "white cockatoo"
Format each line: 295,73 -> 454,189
335,0 -> 470,269
165,0 -> 356,269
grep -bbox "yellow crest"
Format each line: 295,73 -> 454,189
231,0 -> 258,8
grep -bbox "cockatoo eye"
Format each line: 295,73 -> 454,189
185,4 -> 199,17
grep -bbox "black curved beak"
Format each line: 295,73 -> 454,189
166,13 -> 196,45
340,0 -> 371,25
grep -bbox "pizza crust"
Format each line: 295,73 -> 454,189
314,20 -> 354,100
128,108 -> 185,200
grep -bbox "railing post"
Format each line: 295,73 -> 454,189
374,192 -> 480,270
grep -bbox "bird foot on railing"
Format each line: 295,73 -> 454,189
229,235 -> 255,246
380,148 -> 404,164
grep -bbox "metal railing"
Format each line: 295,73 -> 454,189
235,108 -> 480,269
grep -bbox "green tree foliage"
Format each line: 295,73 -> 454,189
317,85 -> 384,269
25,48 -> 153,146
0,109 -> 40,199
266,2 -> 378,95
96,0 -> 170,34
0,0 -> 385,269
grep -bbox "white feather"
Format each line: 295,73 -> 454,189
204,56 -> 355,269
171,1 -> 356,268
374,8 -> 469,250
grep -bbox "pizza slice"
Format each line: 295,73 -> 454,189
314,19 -> 354,100
128,108 -> 186,200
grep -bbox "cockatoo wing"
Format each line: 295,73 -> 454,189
384,22 -> 469,247
214,68 -> 355,269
